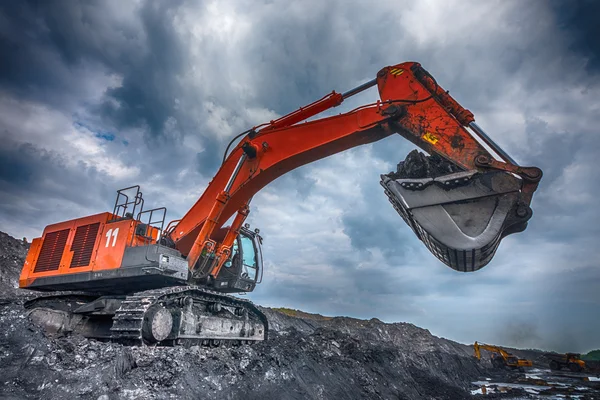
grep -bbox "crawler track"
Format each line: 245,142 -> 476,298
24,286 -> 268,346
110,286 -> 268,346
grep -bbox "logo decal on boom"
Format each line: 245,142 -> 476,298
389,68 -> 404,76
422,132 -> 439,145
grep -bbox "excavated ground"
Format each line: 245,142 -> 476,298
1,231 -> 599,399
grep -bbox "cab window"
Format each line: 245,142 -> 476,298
240,234 -> 257,280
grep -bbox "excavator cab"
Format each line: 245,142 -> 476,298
212,227 -> 263,293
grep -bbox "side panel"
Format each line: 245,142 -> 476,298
92,219 -> 135,271
20,212 -> 117,288
20,211 -> 172,292
91,220 -> 161,270
19,238 -> 43,287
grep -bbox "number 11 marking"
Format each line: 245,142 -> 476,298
105,228 -> 119,247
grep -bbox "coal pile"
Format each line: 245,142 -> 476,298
0,230 -> 505,399
386,150 -> 462,180
0,231 -> 28,295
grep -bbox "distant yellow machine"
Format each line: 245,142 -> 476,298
547,353 -> 586,372
474,342 -> 533,369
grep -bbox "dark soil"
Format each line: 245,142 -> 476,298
0,300 -> 483,399
0,230 -> 487,399
387,150 -> 462,180
0,231 -> 28,295
3,230 -> 598,399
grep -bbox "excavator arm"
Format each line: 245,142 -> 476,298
168,61 -> 542,277
474,342 -> 533,368
474,342 -> 511,361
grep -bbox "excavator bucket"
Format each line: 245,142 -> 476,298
381,151 -> 529,272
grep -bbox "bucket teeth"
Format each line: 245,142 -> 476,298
381,170 -> 529,272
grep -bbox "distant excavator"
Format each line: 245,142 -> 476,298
474,342 -> 533,369
19,61 -> 542,346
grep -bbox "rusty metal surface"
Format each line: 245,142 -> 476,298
381,155 -> 530,271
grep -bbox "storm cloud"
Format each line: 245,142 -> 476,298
0,0 -> 598,353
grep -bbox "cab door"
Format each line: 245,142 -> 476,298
213,228 -> 262,293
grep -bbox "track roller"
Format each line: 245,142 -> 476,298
142,306 -> 173,343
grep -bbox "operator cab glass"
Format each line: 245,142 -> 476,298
240,234 -> 257,281
214,227 -> 262,293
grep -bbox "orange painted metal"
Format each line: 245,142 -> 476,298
20,213 -> 111,287
171,62 -> 500,278
258,91 -> 344,132
19,211 -> 160,287
209,204 -> 250,278
21,61 -> 535,286
376,63 -> 492,171
92,219 -> 134,271
184,192 -> 228,273
19,238 -> 43,288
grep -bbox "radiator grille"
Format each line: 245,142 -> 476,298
70,223 -> 100,268
33,229 -> 70,273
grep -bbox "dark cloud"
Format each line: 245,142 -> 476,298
0,143 -> 37,185
0,1 -> 129,107
0,138 -> 109,238
342,211 -> 413,259
0,140 -> 100,202
499,320 -> 542,349
99,1 -> 187,136
0,0 -> 190,141
550,0 -> 600,72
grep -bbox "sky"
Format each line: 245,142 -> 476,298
0,0 -> 598,353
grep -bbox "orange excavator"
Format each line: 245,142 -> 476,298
474,342 -> 533,369
19,62 -> 542,345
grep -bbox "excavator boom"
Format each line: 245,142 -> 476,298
170,61 -> 541,276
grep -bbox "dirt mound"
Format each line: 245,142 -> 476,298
0,231 -> 487,399
0,302 -> 482,399
0,231 -> 29,295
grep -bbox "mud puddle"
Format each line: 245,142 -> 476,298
471,368 -> 600,399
